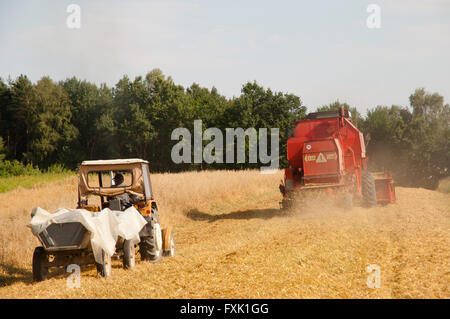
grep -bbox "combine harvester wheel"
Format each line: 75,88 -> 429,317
362,170 -> 377,207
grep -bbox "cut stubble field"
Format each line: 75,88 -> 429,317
0,170 -> 449,298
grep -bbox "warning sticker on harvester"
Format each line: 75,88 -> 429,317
316,153 -> 327,163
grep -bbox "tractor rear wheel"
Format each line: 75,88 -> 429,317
96,249 -> 112,278
123,240 -> 135,269
32,246 -> 48,282
362,171 -> 377,207
139,208 -> 163,263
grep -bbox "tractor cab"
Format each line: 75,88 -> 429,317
77,159 -> 155,217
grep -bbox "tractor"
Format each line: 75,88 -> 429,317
31,158 -> 174,281
279,108 -> 396,209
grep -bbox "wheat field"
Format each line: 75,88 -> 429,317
0,170 -> 449,298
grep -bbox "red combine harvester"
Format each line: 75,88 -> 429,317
279,107 -> 396,209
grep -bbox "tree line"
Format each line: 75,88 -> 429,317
0,69 -> 448,188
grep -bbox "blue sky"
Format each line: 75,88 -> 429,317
0,0 -> 449,114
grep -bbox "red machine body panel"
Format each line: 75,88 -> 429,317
287,115 -> 366,188
302,139 -> 342,183
373,171 -> 397,204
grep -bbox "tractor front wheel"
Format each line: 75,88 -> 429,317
139,208 -> 163,263
32,246 -> 48,282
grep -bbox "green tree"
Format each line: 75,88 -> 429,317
3,70 -> 447,190
404,88 -> 449,188
144,71 -> 191,171
362,105 -> 412,184
363,89 -> 449,188
118,103 -> 156,158
61,78 -> 113,163
24,77 -> 77,168
225,82 -> 306,168
317,100 -> 364,128
0,78 -> 10,158
0,137 -> 5,161
7,75 -> 35,160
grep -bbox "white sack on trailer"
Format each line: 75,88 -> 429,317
28,206 -> 147,263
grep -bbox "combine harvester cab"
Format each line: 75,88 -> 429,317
280,107 -> 396,209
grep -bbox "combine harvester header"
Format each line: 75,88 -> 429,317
280,107 -> 396,209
